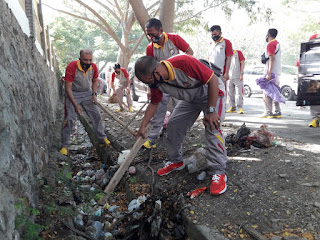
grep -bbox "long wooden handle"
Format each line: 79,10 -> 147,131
95,101 -> 136,136
104,124 -> 151,195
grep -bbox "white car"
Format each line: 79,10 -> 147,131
243,65 -> 298,101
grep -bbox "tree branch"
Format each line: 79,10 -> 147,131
73,0 -> 126,52
93,0 -> 121,22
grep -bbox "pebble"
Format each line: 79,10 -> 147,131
279,173 -> 288,178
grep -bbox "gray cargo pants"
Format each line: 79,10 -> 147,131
166,97 -> 227,175
228,77 -> 243,109
263,75 -> 281,114
116,85 -> 132,109
61,91 -> 106,147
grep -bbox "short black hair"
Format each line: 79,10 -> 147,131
134,56 -> 159,81
210,25 -> 221,32
114,63 -> 121,69
145,18 -> 162,30
268,28 -> 278,38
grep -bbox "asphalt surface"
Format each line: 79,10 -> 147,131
224,94 -> 319,150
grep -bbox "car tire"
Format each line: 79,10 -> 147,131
281,86 -> 293,101
243,85 -> 252,98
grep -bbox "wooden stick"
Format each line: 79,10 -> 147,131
104,124 -> 151,195
116,101 -> 148,138
95,101 -> 136,136
242,224 -> 267,240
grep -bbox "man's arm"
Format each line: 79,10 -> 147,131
185,46 -> 194,56
91,78 -> 98,102
240,60 -> 245,81
65,81 -> 82,115
266,55 -> 275,81
224,55 -> 232,81
136,103 -> 159,138
204,74 -> 220,131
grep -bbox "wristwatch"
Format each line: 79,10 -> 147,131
207,106 -> 216,113
92,92 -> 97,96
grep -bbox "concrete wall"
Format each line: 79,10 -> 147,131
0,0 -> 60,239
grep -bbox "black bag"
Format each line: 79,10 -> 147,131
261,53 -> 268,64
261,48 -> 280,64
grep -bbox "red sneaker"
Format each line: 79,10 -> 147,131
210,174 -> 227,195
157,161 -> 184,176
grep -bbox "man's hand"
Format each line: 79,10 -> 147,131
136,126 -> 147,139
91,95 -> 97,103
75,104 -> 83,115
266,73 -> 271,81
223,73 -> 230,81
203,112 -> 220,131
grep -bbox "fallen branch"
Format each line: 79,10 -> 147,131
77,114 -> 111,166
242,224 -> 267,240
95,101 -> 136,136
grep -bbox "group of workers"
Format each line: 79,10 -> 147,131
59,17 -> 319,196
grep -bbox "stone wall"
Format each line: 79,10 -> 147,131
0,0 -> 61,239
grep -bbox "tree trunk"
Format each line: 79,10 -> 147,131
128,0 -> 150,32
159,0 -> 175,32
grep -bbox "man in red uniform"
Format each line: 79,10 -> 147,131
208,25 -> 233,82
134,55 -> 228,196
142,18 -> 194,149
60,49 -> 110,155
111,63 -> 133,112
226,50 -> 245,114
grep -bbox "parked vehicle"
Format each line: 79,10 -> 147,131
296,38 -> 320,106
243,65 -> 298,100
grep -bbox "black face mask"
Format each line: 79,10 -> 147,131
115,71 -> 120,74
149,73 -> 164,89
211,35 -> 220,41
152,34 -> 162,44
80,60 -> 92,70
266,36 -> 269,43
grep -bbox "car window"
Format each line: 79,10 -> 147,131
301,46 -> 320,62
252,67 -> 264,75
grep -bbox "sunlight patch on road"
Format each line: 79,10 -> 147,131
229,156 -> 262,162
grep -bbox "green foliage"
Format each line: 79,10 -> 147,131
14,198 -> 48,240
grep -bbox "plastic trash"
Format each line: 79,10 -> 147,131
128,195 -> 147,212
94,208 -> 103,216
90,221 -> 103,240
117,149 -> 131,165
187,187 -> 207,199
128,166 -> 136,174
74,214 -> 84,227
286,143 -> 294,151
186,148 -> 207,173
197,171 -> 207,181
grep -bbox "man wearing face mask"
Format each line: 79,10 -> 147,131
134,55 -> 228,196
60,49 -> 110,156
143,18 -> 194,149
261,28 -> 282,118
111,63 -> 133,112
207,25 -> 233,82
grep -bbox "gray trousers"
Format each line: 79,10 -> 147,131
310,105 -> 320,119
116,85 -> 132,109
166,97 -> 227,175
263,75 -> 281,114
61,91 -> 106,147
228,77 -> 243,109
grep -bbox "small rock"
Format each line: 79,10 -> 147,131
66,235 -> 86,240
314,201 -> 320,208
270,237 -> 282,240
279,173 -> 288,178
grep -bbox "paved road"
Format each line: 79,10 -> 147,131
224,94 -> 319,147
